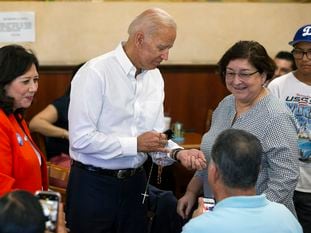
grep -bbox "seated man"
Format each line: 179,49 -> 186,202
182,128 -> 302,233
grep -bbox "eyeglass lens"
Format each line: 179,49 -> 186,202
292,49 -> 311,59
225,70 -> 258,79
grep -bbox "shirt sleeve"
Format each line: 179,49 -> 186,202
260,113 -> 300,204
149,140 -> 182,166
267,80 -> 281,98
68,67 -> 129,160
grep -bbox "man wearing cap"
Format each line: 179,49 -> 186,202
269,24 -> 311,233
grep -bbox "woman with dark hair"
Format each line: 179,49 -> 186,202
177,41 -> 300,219
0,45 -> 48,195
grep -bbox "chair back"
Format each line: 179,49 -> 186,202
47,162 -> 70,202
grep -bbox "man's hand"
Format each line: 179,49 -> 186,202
192,197 -> 205,218
176,149 -> 207,170
137,131 -> 169,153
57,203 -> 68,233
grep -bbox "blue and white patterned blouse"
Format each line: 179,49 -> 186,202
197,92 -> 300,215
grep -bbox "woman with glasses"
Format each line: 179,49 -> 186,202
269,24 -> 311,233
177,40 -> 300,220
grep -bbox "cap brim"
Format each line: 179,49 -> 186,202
289,39 -> 311,46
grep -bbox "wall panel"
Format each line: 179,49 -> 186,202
25,65 -> 229,135
0,2 -> 310,65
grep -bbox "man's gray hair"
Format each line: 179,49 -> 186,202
128,8 -> 177,37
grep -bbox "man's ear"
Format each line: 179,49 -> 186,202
135,31 -> 144,47
208,162 -> 219,185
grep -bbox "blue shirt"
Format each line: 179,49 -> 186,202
182,195 -> 302,233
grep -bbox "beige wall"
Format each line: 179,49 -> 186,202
0,1 -> 310,65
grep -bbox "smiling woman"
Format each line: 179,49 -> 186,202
177,40 -> 300,220
4,64 -> 39,111
0,44 -> 48,196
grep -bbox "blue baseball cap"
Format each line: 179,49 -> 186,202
289,24 -> 311,46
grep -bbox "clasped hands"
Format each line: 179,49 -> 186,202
137,131 -> 207,170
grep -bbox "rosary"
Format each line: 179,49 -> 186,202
141,130 -> 173,204
141,157 -> 164,204
157,161 -> 163,184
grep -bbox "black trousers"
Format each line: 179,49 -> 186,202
294,190 -> 311,233
65,164 -> 148,233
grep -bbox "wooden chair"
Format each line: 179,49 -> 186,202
47,162 -> 70,202
205,109 -> 214,132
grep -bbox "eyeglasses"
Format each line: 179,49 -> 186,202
291,49 -> 311,60
225,70 -> 259,80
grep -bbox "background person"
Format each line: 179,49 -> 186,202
0,190 -> 67,233
0,190 -> 46,233
268,23 -> 311,233
182,129 -> 302,233
29,86 -> 70,160
274,51 -> 297,78
0,44 -> 48,195
66,8 -> 206,233
177,40 -> 300,220
29,63 -> 84,167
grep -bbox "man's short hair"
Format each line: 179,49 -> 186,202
211,129 -> 263,189
275,51 -> 297,70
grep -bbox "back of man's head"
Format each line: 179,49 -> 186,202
211,129 -> 262,189
0,190 -> 46,233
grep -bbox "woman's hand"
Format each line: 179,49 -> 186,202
177,190 -> 197,219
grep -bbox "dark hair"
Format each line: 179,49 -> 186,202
0,44 -> 39,115
275,51 -> 297,70
211,129 -> 263,189
218,41 -> 276,83
0,190 -> 46,233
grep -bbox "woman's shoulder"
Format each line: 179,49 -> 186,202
214,95 -> 234,113
0,110 -> 16,133
0,109 -> 10,123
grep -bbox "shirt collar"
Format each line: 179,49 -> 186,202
215,194 -> 269,209
115,42 -> 141,79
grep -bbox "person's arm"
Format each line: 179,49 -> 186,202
262,113 -> 299,204
68,67 -> 134,159
29,104 -> 69,140
177,175 -> 203,219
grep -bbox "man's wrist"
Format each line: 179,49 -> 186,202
170,148 -> 183,161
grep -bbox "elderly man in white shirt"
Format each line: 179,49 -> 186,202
66,8 -> 206,233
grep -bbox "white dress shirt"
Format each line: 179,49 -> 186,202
68,43 -> 178,169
